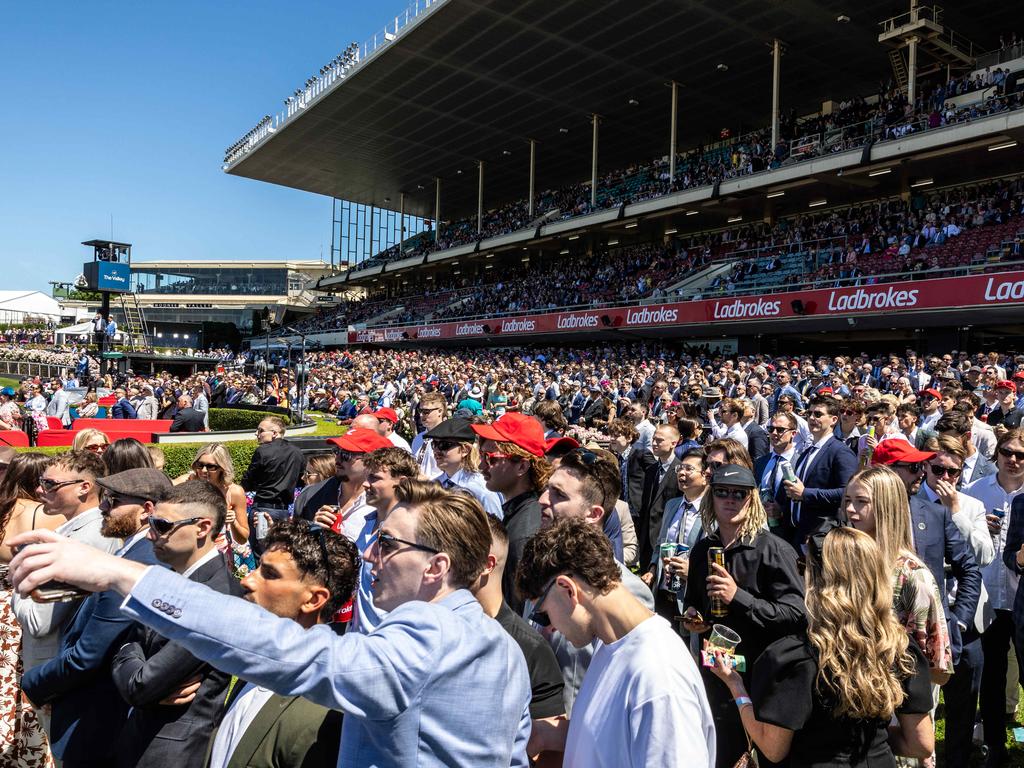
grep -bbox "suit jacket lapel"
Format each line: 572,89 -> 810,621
228,694 -> 297,768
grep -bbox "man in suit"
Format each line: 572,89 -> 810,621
740,399 -> 770,463
205,518 -> 348,768
606,418 -> 656,521
579,384 -> 608,428
782,396 -> 858,547
637,424 -> 682,566
111,387 -> 138,419
937,410 -> 997,487
170,395 -> 206,433
46,378 -> 72,427
21,467 -> 169,768
9,479 -> 533,768
754,411 -> 799,535
111,480 -> 243,768
873,440 -> 982,768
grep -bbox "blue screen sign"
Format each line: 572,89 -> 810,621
96,262 -> 131,292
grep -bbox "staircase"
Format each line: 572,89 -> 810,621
118,293 -> 151,351
888,49 -> 909,93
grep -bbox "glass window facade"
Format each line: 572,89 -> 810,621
133,267 -> 288,296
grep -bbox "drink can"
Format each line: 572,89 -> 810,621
708,547 -> 728,617
669,544 -> 689,592
780,459 -> 797,484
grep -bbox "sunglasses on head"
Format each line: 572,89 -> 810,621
713,487 -> 751,500
148,515 -> 202,537
928,464 -> 961,479
529,577 -> 558,628
306,522 -> 333,583
569,448 -> 598,466
998,447 -> 1024,462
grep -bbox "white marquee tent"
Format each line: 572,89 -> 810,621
0,291 -> 63,325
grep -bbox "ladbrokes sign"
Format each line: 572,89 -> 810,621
346,270 -> 1024,343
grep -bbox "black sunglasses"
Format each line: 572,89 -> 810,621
530,577 -> 558,628
706,460 -> 725,472
332,448 -> 357,463
39,477 -> 84,493
928,464 -> 962,479
192,461 -> 222,472
713,487 -> 751,500
307,522 -> 333,584
766,426 -> 793,434
431,440 -> 461,453
568,448 -> 599,466
892,461 -> 923,474
377,532 -> 441,557
999,447 -> 1024,462
148,515 -> 202,536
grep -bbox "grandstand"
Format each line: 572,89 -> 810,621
222,0 -> 1024,352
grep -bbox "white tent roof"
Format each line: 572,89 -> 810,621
0,290 -> 63,319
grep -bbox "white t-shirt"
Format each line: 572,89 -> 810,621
564,615 -> 715,768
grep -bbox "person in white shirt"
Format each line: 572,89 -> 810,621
917,388 -> 943,432
624,401 -> 655,455
410,392 -> 447,478
709,398 -> 749,451
372,407 -> 412,453
964,430 -> 1024,763
519,517 -> 715,767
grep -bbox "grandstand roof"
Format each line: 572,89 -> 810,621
224,0 -> 1009,219
131,260 -> 335,271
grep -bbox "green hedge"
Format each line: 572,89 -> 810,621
18,441 -> 259,479
208,408 -> 290,432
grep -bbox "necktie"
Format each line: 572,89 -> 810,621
765,454 -> 781,493
442,477 -> 456,490
791,445 -> 818,524
620,455 -> 629,502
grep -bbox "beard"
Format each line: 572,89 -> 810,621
101,510 -> 140,539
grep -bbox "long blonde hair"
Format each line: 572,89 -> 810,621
806,527 -> 915,719
191,443 -> 236,488
843,466 -> 914,566
699,481 -> 767,543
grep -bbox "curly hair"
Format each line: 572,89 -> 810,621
264,519 -> 360,619
806,527 -> 915,719
515,516 -> 621,600
363,446 -> 420,478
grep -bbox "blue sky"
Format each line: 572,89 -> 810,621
0,1 -> 386,293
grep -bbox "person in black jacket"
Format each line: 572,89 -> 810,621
607,418 -> 657,520
740,399 -> 770,464
111,481 -> 243,768
169,395 -> 206,433
240,416 -> 305,548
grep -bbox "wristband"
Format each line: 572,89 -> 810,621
734,696 -> 752,709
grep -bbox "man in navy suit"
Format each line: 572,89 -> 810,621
754,411 -> 799,535
111,387 -> 138,419
782,396 -> 858,547
872,440 -> 982,768
637,424 -> 682,566
22,468 -> 170,768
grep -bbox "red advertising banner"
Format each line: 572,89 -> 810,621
347,270 -> 1024,344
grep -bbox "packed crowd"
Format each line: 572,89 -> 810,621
3,339 -> 1024,767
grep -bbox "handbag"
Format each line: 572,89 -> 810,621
732,730 -> 758,768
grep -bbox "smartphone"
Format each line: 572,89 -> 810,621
31,580 -> 90,603
992,507 -> 1006,520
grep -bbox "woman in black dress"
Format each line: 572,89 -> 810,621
708,524 -> 934,767
682,464 -> 805,768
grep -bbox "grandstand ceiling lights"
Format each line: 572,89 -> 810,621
664,228 -> 678,235
568,234 -> 580,240
608,239 -> 619,246
989,140 -> 1018,151
765,190 -> 785,199
836,14 -> 851,23
727,215 -> 742,223
809,199 -> 827,207
685,210 -> 699,216
716,64 -> 729,72
559,249 -> 570,255
868,168 -> 893,177
910,178 -> 934,188
628,98 -> 639,106
624,221 -> 638,229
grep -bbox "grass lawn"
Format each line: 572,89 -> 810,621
0,376 -> 18,390
308,413 -> 346,436
934,691 -> 1024,766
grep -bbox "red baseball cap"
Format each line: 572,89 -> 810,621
471,413 -> 546,457
995,380 -> 1018,393
920,388 -> 942,400
327,428 -> 392,453
818,387 -> 833,395
373,407 -> 399,423
871,439 -> 936,466
544,435 -> 580,455
1013,371 -> 1024,381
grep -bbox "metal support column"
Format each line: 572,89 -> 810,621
477,160 -> 484,234
907,36 -> 918,106
528,139 -> 536,218
669,81 -> 678,183
590,114 -> 599,209
399,192 -> 406,246
434,178 -> 441,245
771,39 -> 781,149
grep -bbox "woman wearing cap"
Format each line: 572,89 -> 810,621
843,466 -> 952,684
426,417 -> 503,519
682,463 -> 805,768
707,525 -> 934,766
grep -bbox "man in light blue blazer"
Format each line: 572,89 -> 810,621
9,479 -> 532,768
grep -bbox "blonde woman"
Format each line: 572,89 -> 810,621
843,466 -> 952,683
682,463 -> 805,768
76,391 -> 100,418
71,428 -> 109,454
175,443 -> 253,575
708,525 -> 934,766
425,417 -> 503,518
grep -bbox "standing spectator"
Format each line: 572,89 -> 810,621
134,385 -> 159,420
473,413 -> 550,613
965,428 -> 1024,765
45,379 -> 72,428
781,396 -> 858,549
636,424 -> 682,566
937,410 -> 996,487
745,378 -> 770,427
755,411 -> 799,531
21,468 -> 168,768
988,380 -> 1024,430
410,392 -> 446,477
110,481 -> 243,768
740,399 -> 769,463
111,387 -> 138,420
205,519 -> 347,768
240,417 -> 306,545
105,315 -> 118,349
169,396 -> 205,433
708,398 -> 749,450
424,417 -> 503,519
373,407 -> 412,452
606,418 -> 656,520
682,464 -> 805,768
192,385 -> 210,430
0,386 -> 22,430
518,517 -> 715,766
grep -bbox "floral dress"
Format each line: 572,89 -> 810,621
0,572 -> 54,767
892,551 -> 953,682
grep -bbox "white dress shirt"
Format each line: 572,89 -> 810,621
207,682 -> 277,768
964,474 -> 1024,612
920,481 -> 994,567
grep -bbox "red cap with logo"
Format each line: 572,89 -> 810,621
871,439 -> 936,466
373,407 -> 399,423
471,412 -> 546,457
327,428 -> 393,453
921,388 -> 942,400
995,380 -> 1018,393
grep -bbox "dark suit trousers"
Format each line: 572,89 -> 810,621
942,628 -> 982,767
980,610 -> 1022,754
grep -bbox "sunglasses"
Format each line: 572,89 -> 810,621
807,410 -> 831,419
39,477 -> 84,493
766,426 -> 793,434
928,464 -> 962,479
100,492 -> 149,511
84,443 -> 108,453
307,522 -> 333,584
530,577 -> 558,628
431,440 -> 461,453
999,447 -> 1024,462
482,451 -> 515,462
713,487 -> 751,500
377,532 -> 441,557
892,461 -> 923,474
192,462 -> 222,472
148,515 -> 202,537
706,460 -> 725,472
569,448 -> 598,466
332,448 -> 358,463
